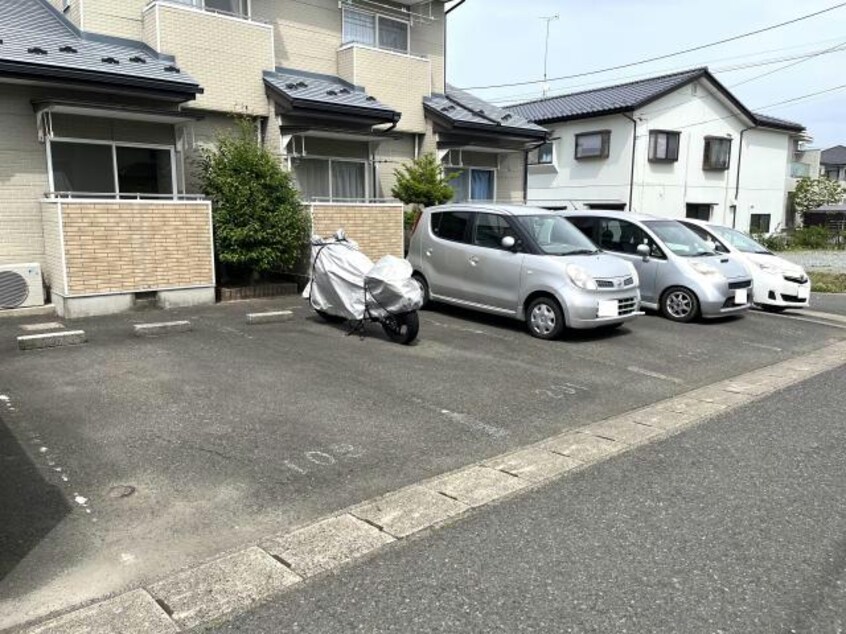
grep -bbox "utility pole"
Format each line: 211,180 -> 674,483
541,13 -> 559,97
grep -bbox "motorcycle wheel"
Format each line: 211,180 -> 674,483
381,311 -> 419,345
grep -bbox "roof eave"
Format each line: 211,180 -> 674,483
424,103 -> 547,140
265,80 -> 401,125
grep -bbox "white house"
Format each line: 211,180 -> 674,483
507,68 -> 810,234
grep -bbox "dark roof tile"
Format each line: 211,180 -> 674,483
821,145 -> 846,165
424,84 -> 546,137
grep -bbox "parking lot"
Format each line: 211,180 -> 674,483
1,297 -> 845,629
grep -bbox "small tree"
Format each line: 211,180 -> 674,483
392,153 -> 456,228
198,118 -> 309,281
793,176 -> 845,218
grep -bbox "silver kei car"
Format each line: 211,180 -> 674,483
407,204 -> 643,340
562,210 -> 754,322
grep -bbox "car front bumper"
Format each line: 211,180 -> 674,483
753,274 -> 811,308
699,278 -> 754,318
564,289 -> 643,329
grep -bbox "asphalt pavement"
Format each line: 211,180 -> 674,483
201,366 -> 846,634
810,292 -> 846,317
1,299 -> 844,628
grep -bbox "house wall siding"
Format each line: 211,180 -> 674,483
82,0 -> 147,41
53,200 -> 214,295
310,203 -> 404,260
40,202 -> 66,296
0,86 -> 49,268
148,3 -> 274,115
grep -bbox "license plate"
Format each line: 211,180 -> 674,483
798,286 -> 810,300
735,288 -> 748,305
597,300 -> 618,318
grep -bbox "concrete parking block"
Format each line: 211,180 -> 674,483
246,310 -> 294,325
584,417 -> 662,445
541,433 -> 623,463
352,486 -> 467,538
133,321 -> 192,337
427,466 -> 528,507
486,448 -> 580,482
261,514 -> 394,577
147,547 -> 301,629
23,589 -> 176,634
17,330 -> 86,351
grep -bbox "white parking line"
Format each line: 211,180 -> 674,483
753,311 -> 846,330
626,366 -> 685,384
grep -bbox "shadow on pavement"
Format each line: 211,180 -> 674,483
0,415 -> 70,583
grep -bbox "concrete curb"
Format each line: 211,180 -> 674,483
17,330 -> 86,351
133,321 -> 193,337
246,311 -> 293,325
17,340 -> 846,633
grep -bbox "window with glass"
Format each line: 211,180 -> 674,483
686,203 -> 712,221
643,220 -> 717,257
709,225 -> 770,253
703,136 -> 731,170
574,131 -> 610,160
530,142 -> 554,165
749,213 -> 771,235
292,157 -> 368,202
446,168 -> 495,202
431,211 -> 471,243
50,140 -> 175,198
472,213 -> 517,250
343,8 -> 409,53
173,0 -> 250,18
515,215 -> 599,256
598,218 -> 662,257
649,130 -> 680,162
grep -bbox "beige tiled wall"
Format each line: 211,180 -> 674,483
338,45 -> 431,134
82,0 -> 147,41
311,203 -> 404,260
148,3 -> 274,115
497,152 -> 527,203
0,86 -> 49,267
40,202 -> 66,296
56,201 -> 214,295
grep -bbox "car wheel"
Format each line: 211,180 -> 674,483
526,297 -> 565,340
660,287 -> 700,323
412,273 -> 430,308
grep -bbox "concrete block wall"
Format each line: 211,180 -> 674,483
54,201 -> 214,295
311,203 -> 404,260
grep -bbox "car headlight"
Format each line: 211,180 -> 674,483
565,264 -> 598,290
689,261 -> 722,277
755,261 -> 782,275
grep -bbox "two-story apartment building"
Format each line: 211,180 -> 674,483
507,68 -> 808,235
0,0 -> 546,317
821,145 -> 846,183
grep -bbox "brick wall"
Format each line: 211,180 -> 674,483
311,203 -> 404,261
0,86 -> 49,268
147,3 -> 274,116
53,201 -> 214,296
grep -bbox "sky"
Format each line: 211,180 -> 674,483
445,0 -> 846,149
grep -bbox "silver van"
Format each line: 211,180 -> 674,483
563,210 -> 753,322
407,204 -> 642,339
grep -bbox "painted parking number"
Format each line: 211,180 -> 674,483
534,383 -> 589,399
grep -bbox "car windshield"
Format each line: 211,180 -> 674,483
643,220 -> 717,257
516,215 -> 599,256
708,225 -> 770,254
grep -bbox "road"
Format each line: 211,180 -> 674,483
202,366 -> 846,634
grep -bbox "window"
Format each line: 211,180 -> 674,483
682,222 -> 728,253
173,0 -> 250,18
598,218 -> 661,257
568,216 -> 597,242
515,215 -> 598,256
472,213 -> 515,249
643,220 -> 716,257
703,136 -> 731,170
292,157 -> 368,202
50,140 -> 175,198
686,204 -> 712,221
750,213 -> 771,234
649,130 -> 680,162
533,143 -> 553,165
432,211 -> 471,243
575,131 -> 610,160
343,9 -> 409,54
446,168 -> 496,202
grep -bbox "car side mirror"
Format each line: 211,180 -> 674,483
636,243 -> 651,261
501,236 -> 516,250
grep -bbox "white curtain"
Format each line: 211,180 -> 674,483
332,161 -> 366,201
293,158 -> 330,201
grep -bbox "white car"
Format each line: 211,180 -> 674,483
680,219 -> 810,312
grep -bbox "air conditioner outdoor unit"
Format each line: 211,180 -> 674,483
0,263 -> 45,310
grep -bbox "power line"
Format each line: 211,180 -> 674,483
486,44 -> 846,105
459,1 -> 846,91
729,40 -> 846,88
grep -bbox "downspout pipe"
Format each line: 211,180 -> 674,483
622,113 -> 637,212
733,125 -> 756,228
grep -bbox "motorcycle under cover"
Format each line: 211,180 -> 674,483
305,237 -> 424,321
